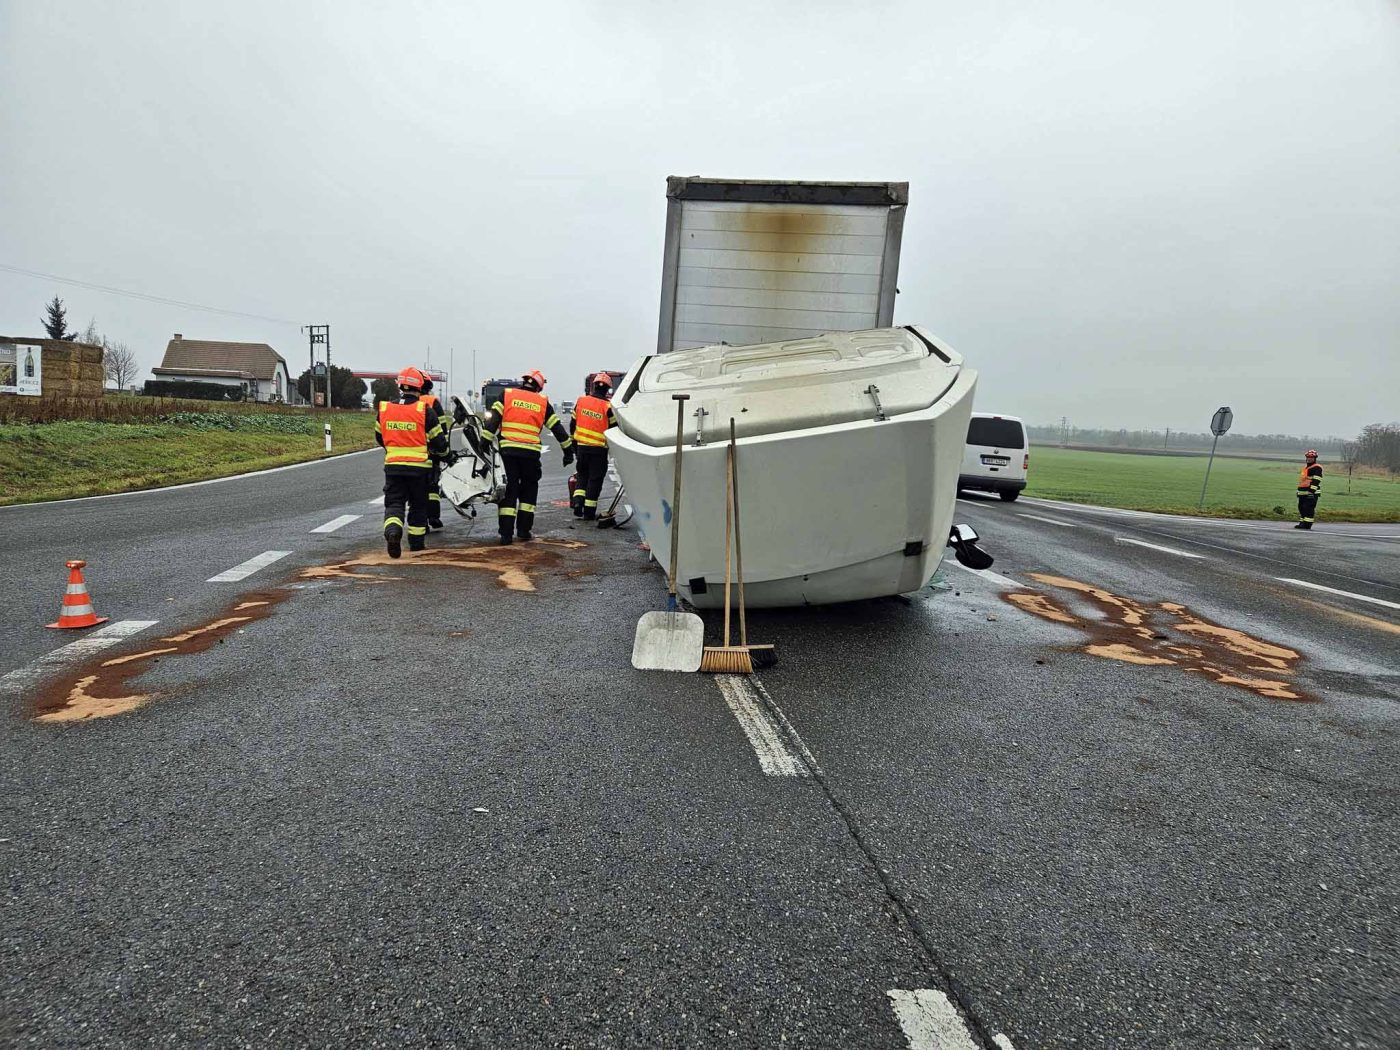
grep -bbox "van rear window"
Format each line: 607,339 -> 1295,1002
967,418 -> 1025,449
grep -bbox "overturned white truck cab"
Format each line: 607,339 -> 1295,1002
608,325 -> 979,608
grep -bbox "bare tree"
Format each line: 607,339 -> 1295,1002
102,341 -> 140,391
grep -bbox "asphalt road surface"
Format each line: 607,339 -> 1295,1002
2,455 -> 1396,1048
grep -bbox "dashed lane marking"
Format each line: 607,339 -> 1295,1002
1275,577 -> 1400,612
0,621 -> 158,696
715,674 -> 810,777
946,560 -> 1027,591
367,495 -> 384,505
1114,536 -> 1203,559
887,989 -> 983,1050
207,551 -> 292,583
1017,512 -> 1076,528
311,514 -> 361,534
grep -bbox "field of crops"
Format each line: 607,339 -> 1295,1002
1022,447 -> 1400,523
0,410 -> 377,505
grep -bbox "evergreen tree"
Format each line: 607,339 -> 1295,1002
43,296 -> 76,340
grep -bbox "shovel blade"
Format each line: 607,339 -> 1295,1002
632,610 -> 705,672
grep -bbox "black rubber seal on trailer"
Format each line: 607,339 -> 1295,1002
666,177 -> 909,206
619,358 -> 650,405
905,326 -> 951,363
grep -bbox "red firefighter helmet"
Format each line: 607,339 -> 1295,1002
522,369 -> 546,391
591,371 -> 614,390
1305,449 -> 1318,459
397,366 -> 425,391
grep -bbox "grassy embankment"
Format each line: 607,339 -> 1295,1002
1022,447 -> 1400,522
0,410 -> 377,505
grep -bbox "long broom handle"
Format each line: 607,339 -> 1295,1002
730,418 -> 747,647
668,394 -> 689,600
722,433 -> 734,646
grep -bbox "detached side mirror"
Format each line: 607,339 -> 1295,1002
948,523 -> 994,570
451,396 -> 469,425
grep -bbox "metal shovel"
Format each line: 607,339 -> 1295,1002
632,393 -> 704,672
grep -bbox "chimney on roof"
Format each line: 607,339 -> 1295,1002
173,333 -> 182,340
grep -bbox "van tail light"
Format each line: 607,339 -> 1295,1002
1023,453 -> 1030,470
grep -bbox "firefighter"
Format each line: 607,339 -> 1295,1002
374,367 -> 448,558
482,369 -> 573,545
571,371 -> 618,522
1295,449 -> 1323,530
419,376 -> 447,530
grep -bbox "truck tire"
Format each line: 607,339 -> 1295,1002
999,490 -> 1020,502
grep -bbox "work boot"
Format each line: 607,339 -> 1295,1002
573,504 -> 584,518
518,530 -> 534,542
409,538 -> 426,552
583,509 -> 596,521
1294,522 -> 1308,530
385,524 -> 403,560
429,518 -> 445,530
498,533 -> 513,546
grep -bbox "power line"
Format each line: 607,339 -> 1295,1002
0,262 -> 296,326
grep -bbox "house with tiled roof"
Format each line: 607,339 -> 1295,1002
152,334 -> 295,403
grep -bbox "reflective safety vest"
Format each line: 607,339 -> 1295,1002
499,388 -> 548,451
573,395 -> 611,447
420,393 -> 442,416
378,399 -> 430,469
1297,464 -> 1322,495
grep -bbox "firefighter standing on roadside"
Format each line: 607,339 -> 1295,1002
571,371 -> 618,522
482,369 -> 573,545
419,376 -> 448,530
374,367 -> 448,558
1295,449 -> 1323,530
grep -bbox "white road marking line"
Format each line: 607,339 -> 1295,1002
311,514 -> 361,534
750,676 -> 822,775
887,989 -> 980,1050
1018,512 -> 1076,528
1276,578 -> 1400,612
0,449 -> 376,510
0,620 -> 158,695
715,675 -> 808,777
946,560 -> 1028,591
993,1035 -> 1017,1050
1114,536 -> 1203,559
207,550 -> 292,583
367,495 -> 384,505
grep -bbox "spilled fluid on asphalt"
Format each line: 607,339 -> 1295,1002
299,538 -> 587,592
1004,574 -> 1311,701
32,596 -> 290,723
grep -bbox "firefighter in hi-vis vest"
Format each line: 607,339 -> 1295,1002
1295,449 -> 1323,530
418,376 -> 447,530
482,369 -> 573,545
570,371 -> 618,522
374,367 -> 448,558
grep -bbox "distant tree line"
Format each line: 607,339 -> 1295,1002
1025,425 -> 1343,455
1351,423 -> 1400,473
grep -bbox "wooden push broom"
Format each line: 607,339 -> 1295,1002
700,419 -> 776,673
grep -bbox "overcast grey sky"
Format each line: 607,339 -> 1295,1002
2,0 -> 1396,436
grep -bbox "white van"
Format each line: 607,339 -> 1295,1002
958,413 -> 1029,501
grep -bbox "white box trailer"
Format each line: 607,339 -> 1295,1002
655,177 -> 909,354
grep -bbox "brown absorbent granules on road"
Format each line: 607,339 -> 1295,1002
300,538 -> 588,592
1002,574 -> 1311,702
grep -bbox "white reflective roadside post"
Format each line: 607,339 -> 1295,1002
324,423 -> 332,452
1198,406 -> 1233,509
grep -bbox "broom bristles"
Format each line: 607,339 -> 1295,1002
699,646 -> 755,674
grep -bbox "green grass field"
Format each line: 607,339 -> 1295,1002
0,412 -> 378,505
1022,447 -> 1400,523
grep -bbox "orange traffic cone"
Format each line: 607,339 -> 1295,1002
47,560 -> 109,629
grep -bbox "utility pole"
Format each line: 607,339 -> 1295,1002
1060,416 -> 1069,447
1165,427 -> 1171,449
301,324 -> 330,407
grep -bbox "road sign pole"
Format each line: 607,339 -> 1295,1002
1198,432 -> 1220,509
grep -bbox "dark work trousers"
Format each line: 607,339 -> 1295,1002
384,471 -> 431,548
500,450 -> 543,538
574,447 -> 609,519
1297,493 -> 1318,527
427,459 -> 444,526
